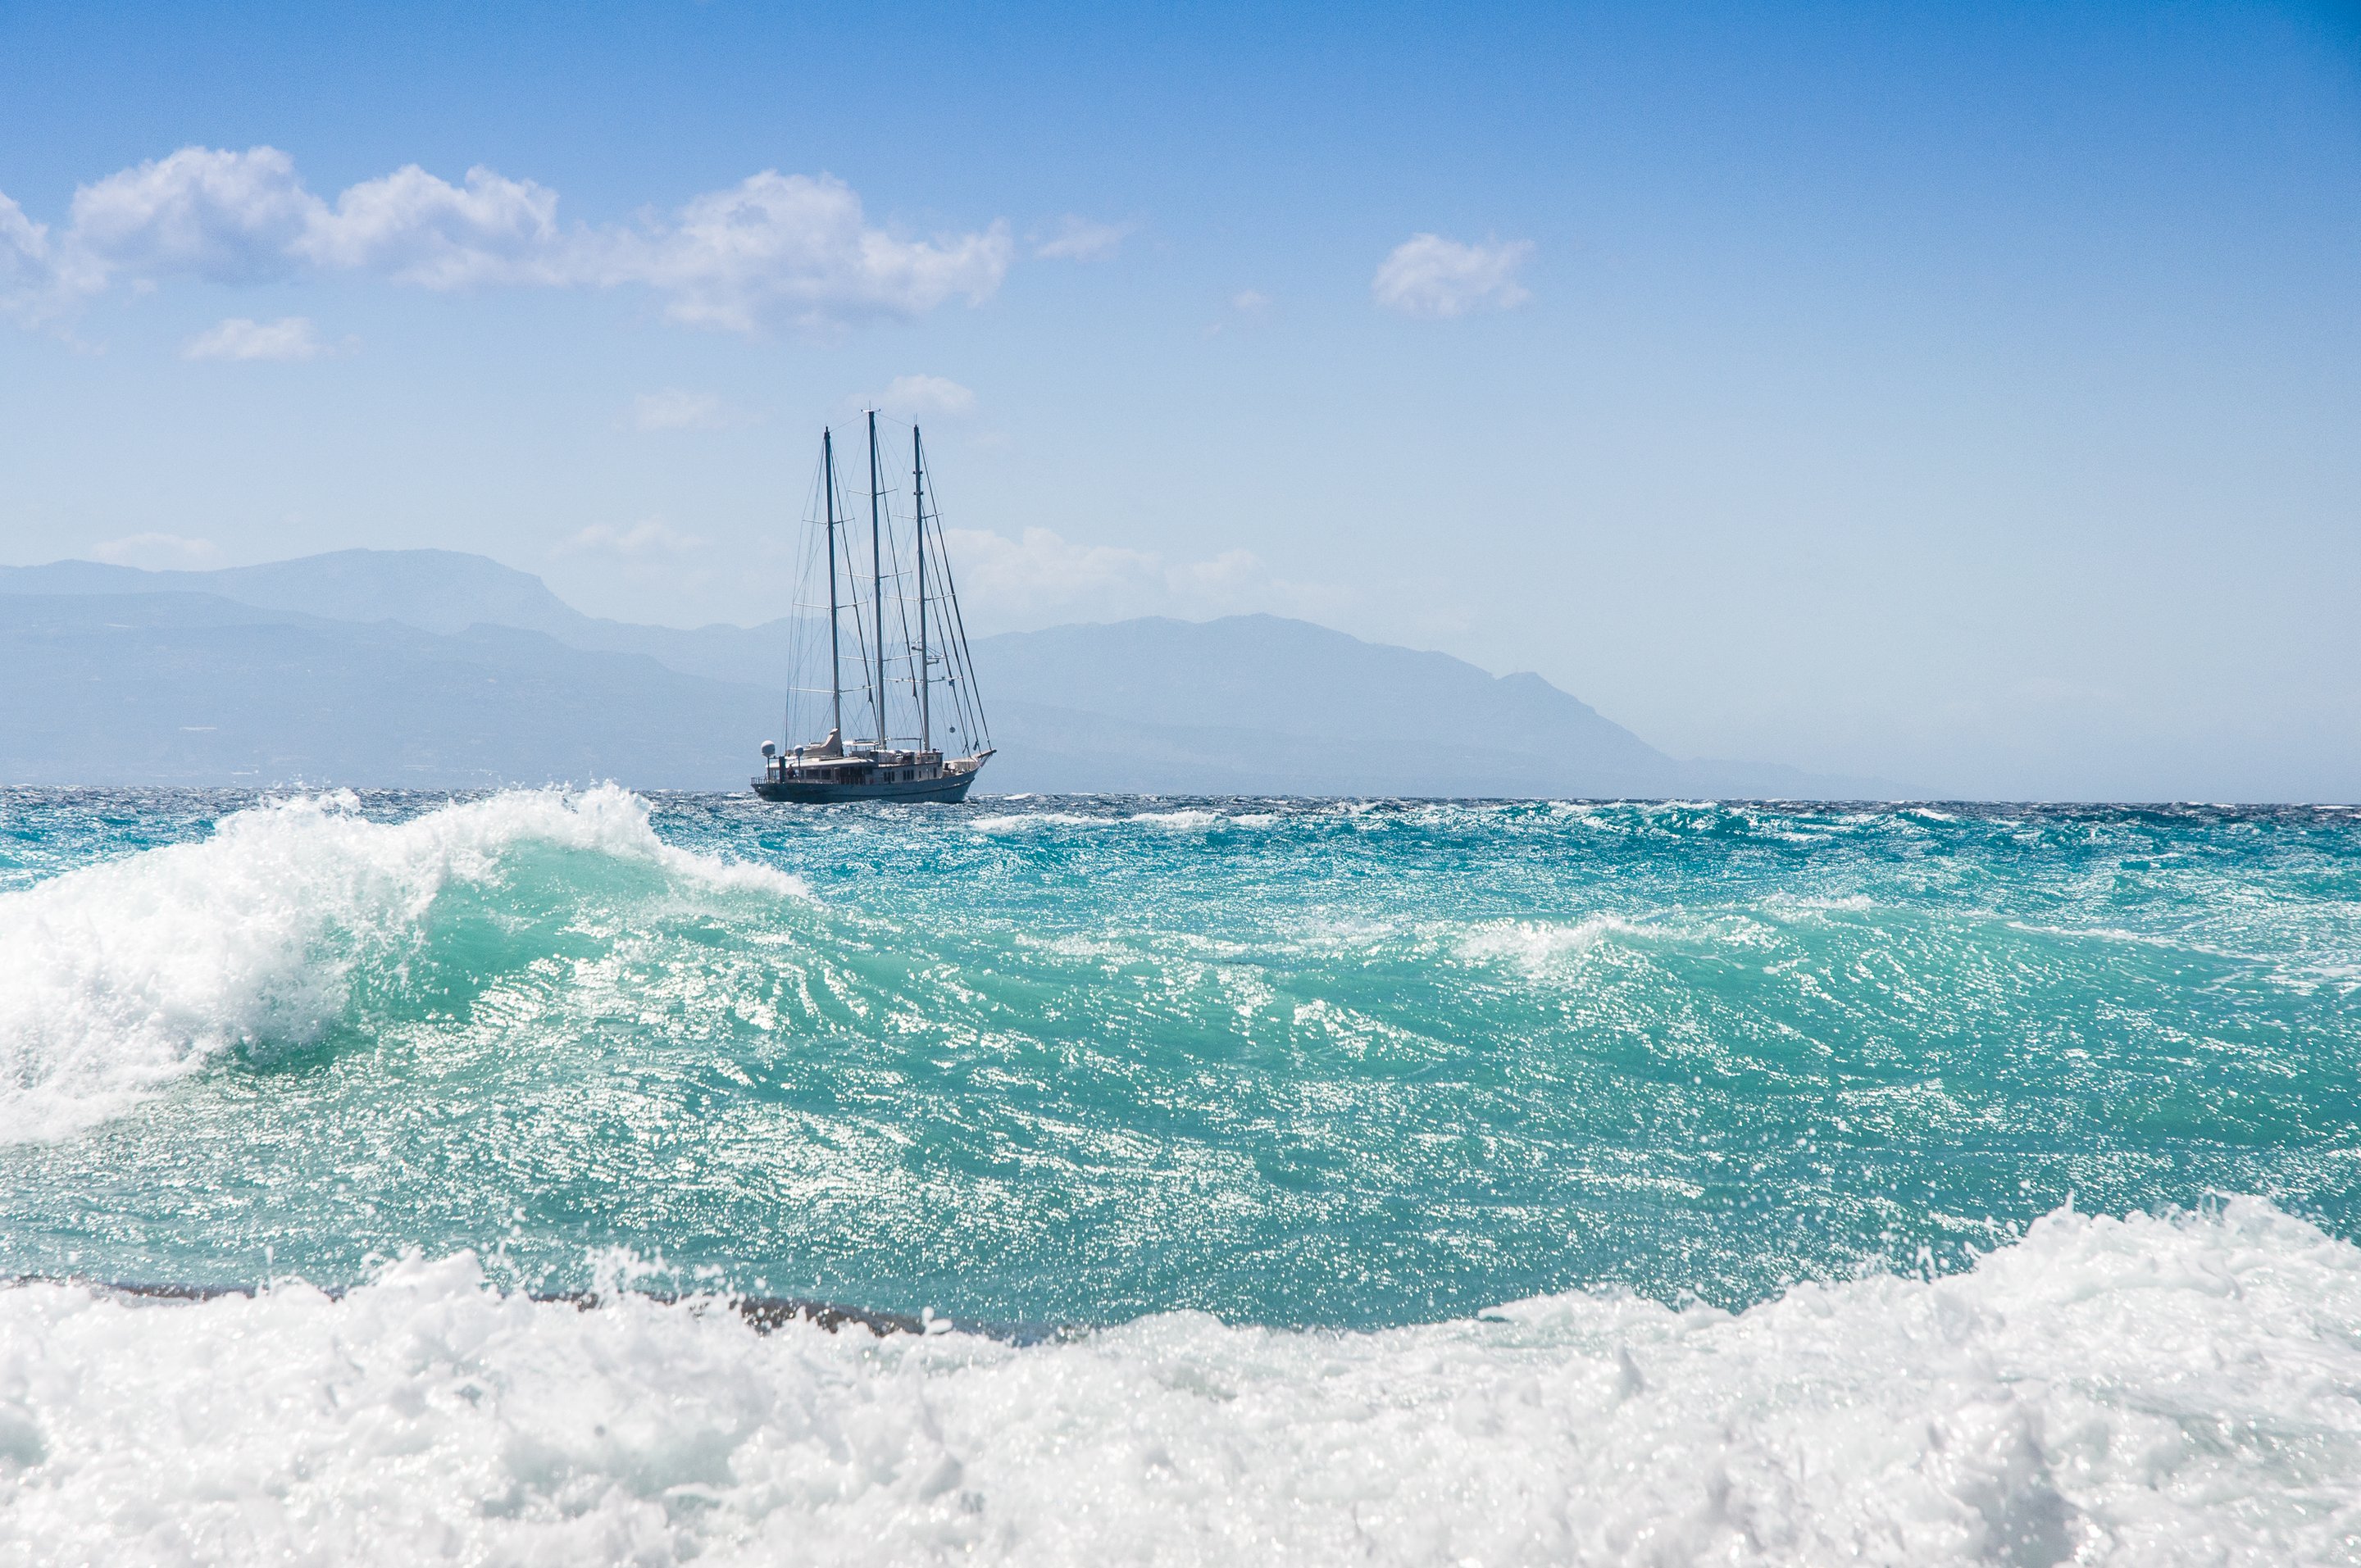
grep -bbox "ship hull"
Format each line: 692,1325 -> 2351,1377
749,765 -> 984,804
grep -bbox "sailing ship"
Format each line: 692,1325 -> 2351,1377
752,411 -> 994,802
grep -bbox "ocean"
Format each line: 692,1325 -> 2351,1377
1,785 -> 2357,1563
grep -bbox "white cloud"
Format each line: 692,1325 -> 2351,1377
64,149 -> 559,293
630,389 -> 740,432
878,373 -> 975,418
0,192 -> 47,270
1202,289 -> 1273,339
944,525 -> 1342,629
0,191 -> 57,320
66,146 -> 316,285
1372,234 -> 1534,317
181,315 -> 328,361
14,147 -> 1012,334
591,171 -> 1011,331
92,532 -> 219,568
298,164 -> 562,288
1035,216 -> 1133,261
562,518 -> 706,557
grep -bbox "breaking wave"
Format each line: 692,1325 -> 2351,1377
3,1199 -> 2356,1564
0,789 -> 2355,1561
0,787 -> 799,1143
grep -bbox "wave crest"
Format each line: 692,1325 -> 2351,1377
0,786 -> 798,1143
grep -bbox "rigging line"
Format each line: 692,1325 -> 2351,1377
915,428 -> 971,752
831,432 -> 877,749
912,501 -> 966,748
929,514 -> 990,752
866,411 -> 889,750
925,516 -> 985,753
789,523 -> 831,748
878,484 -> 927,745
913,424 -> 930,755
871,458 -> 921,736
927,514 -> 983,752
789,439 -> 836,748
947,595 -> 985,750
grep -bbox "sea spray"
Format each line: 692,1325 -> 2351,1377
3,1200 -> 2359,1563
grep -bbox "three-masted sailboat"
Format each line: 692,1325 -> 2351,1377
752,412 -> 994,802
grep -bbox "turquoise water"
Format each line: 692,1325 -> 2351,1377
3,787 -> 2355,1328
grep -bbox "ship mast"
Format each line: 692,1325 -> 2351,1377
823,428 -> 842,744
867,411 -> 887,752
916,438 -> 989,760
914,425 -> 930,754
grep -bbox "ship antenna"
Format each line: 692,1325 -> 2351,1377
823,427 -> 842,745
914,424 -> 930,755
868,409 -> 886,752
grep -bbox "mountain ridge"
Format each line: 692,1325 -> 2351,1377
0,549 -> 1893,797
0,549 -> 804,684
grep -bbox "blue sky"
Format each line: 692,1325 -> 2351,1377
2,1 -> 2357,798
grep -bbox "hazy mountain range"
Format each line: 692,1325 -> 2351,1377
0,550 -> 1887,798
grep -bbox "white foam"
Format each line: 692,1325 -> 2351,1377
966,808 -> 1271,835
965,811 -> 1105,834
1127,809 -> 1225,830
0,787 -> 799,1143
3,1200 -> 2357,1563
1763,891 -> 1881,913
1456,916 -> 1646,975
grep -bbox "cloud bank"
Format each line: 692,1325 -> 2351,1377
562,518 -> 706,557
877,374 -> 976,418
630,389 -> 753,432
946,525 -> 1343,629
1034,216 -> 1133,261
181,316 -> 329,361
1372,234 -> 1534,317
2,147 -> 1012,333
91,533 -> 220,569
0,193 -> 56,320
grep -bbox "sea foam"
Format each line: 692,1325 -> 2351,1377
1455,915 -> 1645,974
0,787 -> 797,1143
2,1198 -> 2357,1564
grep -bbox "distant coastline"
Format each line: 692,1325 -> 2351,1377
0,548 -> 1891,799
